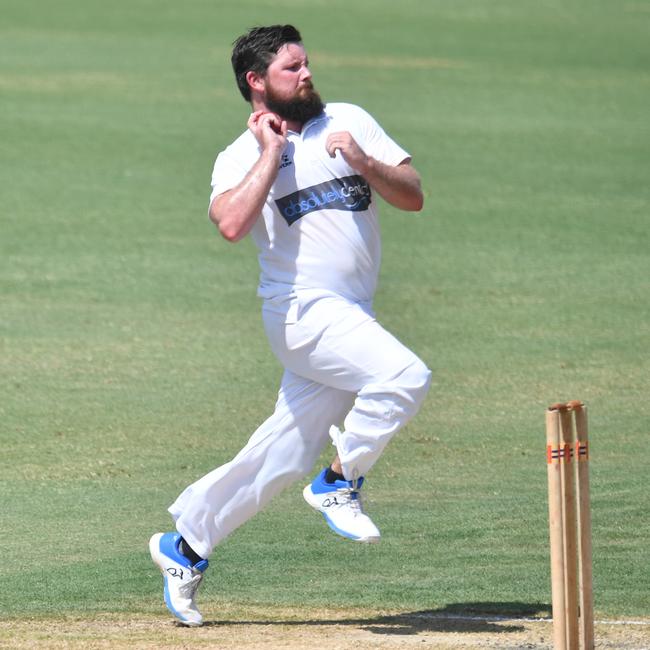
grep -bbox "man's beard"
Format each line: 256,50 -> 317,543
264,83 -> 325,125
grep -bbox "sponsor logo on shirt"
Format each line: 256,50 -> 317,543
279,153 -> 293,169
275,175 -> 372,226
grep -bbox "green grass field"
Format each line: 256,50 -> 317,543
1,0 -> 649,636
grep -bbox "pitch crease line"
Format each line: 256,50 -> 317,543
404,613 -> 650,626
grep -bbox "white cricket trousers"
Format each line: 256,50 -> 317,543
169,293 -> 431,558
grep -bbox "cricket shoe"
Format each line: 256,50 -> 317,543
149,532 -> 209,626
303,468 -> 380,543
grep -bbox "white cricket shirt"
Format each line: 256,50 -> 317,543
210,103 -> 410,304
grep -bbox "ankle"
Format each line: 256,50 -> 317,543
179,538 -> 205,565
324,466 -> 345,484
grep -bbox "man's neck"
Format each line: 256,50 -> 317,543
284,119 -> 303,134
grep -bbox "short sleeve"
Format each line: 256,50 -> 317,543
354,106 -> 411,167
209,149 -> 250,205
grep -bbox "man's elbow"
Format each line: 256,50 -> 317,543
405,189 -> 424,212
218,223 -> 246,243
209,202 -> 243,242
397,163 -> 424,211
212,214 -> 244,242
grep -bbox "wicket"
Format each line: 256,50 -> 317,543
545,401 -> 594,650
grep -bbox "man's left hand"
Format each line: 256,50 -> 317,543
325,131 -> 369,173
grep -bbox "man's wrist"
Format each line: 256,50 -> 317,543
260,145 -> 284,165
359,155 -> 378,178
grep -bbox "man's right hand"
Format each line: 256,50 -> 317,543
209,112 -> 287,243
248,111 -> 287,152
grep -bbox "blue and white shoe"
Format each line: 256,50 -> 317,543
303,468 -> 380,543
149,532 -> 209,626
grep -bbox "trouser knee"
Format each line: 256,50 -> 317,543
337,358 -> 431,479
352,357 -> 431,426
389,357 -> 432,418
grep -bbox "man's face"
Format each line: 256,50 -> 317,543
262,42 -> 324,124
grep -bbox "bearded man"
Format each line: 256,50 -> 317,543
150,24 -> 431,626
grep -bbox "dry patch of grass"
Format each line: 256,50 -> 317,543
1,609 -> 648,650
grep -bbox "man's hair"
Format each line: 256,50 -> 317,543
231,25 -> 303,101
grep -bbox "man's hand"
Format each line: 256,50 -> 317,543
209,112 -> 286,242
325,131 -> 369,173
326,131 -> 423,212
248,110 -> 288,153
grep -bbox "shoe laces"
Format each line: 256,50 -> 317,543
178,572 -> 203,600
335,485 -> 365,515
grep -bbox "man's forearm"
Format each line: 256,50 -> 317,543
210,148 -> 282,242
361,159 -> 424,212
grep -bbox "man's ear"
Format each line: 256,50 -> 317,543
246,70 -> 265,96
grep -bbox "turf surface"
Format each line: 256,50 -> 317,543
1,0 -> 648,622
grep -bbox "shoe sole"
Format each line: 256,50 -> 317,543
302,486 -> 380,544
149,533 -> 203,627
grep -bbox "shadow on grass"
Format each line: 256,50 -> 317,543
201,602 -> 552,635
